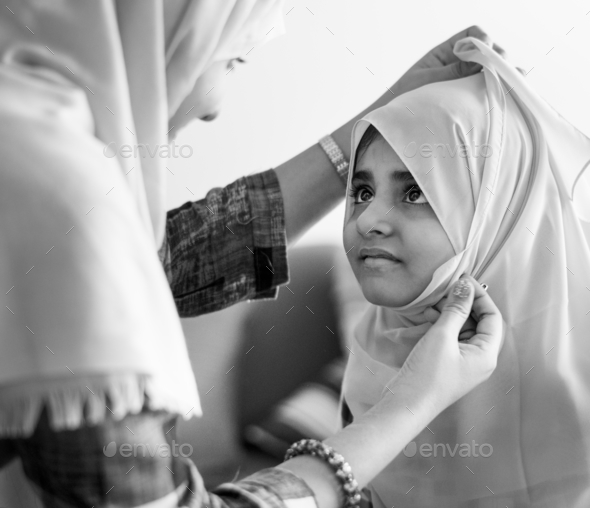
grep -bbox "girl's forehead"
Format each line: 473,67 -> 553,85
355,136 -> 412,176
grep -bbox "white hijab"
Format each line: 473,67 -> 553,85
342,38 -> 590,507
0,0 -> 284,435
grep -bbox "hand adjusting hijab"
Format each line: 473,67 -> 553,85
342,38 -> 590,508
0,0 -> 284,436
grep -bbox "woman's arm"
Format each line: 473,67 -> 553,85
160,27 -> 500,317
276,381 -> 438,508
277,276 -> 503,508
160,170 -> 288,317
275,26 -> 494,244
209,278 -> 500,508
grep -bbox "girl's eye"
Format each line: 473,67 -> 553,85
349,185 -> 373,204
403,185 -> 429,205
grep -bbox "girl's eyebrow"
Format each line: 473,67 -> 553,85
351,169 -> 373,183
391,170 -> 415,183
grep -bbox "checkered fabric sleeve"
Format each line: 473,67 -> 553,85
11,409 -> 319,508
200,465 -> 318,508
159,169 -> 289,317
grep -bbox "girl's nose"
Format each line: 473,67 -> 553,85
355,200 -> 395,238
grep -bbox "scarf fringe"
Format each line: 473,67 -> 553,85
0,373 -> 189,438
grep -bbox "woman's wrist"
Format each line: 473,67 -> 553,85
379,378 -> 442,423
322,383 -> 438,490
278,454 -> 343,508
330,89 -> 393,165
278,383 -> 439,508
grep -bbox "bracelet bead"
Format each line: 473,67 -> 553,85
284,439 -> 362,508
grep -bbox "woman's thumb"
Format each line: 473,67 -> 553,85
432,277 -> 475,338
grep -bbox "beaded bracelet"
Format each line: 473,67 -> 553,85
285,439 -> 362,508
319,135 -> 350,185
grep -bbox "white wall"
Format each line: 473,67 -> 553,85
166,0 -> 590,246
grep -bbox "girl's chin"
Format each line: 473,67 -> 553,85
359,281 -> 416,308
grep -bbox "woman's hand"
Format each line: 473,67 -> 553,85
392,274 -> 504,414
424,285 -> 480,340
279,275 -> 503,508
391,26 -> 506,96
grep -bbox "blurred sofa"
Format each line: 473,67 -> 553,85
177,243 -> 367,488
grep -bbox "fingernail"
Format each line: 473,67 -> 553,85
452,279 -> 471,298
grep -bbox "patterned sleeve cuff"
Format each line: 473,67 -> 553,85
214,468 -> 318,508
245,169 -> 289,300
162,169 -> 289,318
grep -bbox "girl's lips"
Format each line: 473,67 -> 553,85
362,256 -> 401,269
358,246 -> 401,263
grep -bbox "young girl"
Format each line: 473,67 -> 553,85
341,38 -> 590,508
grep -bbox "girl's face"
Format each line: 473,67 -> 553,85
343,133 -> 455,307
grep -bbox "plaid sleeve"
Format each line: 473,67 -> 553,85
159,169 -> 289,318
179,460 -> 318,508
210,468 -> 319,508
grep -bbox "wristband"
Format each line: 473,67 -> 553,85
285,439 -> 361,508
319,135 -> 350,185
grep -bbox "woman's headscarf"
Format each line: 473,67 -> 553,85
1,0 -> 284,246
0,0 -> 284,436
342,38 -> 590,507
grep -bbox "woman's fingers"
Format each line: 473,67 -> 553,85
428,277 -> 500,347
435,39 -> 507,80
395,275 -> 504,413
431,277 -> 476,338
492,43 -> 507,59
433,26 -> 492,66
414,26 -> 491,71
422,27 -> 506,76
425,301 -> 477,340
411,60 -> 481,87
464,25 -> 494,47
393,27 -> 513,95
445,61 -> 483,80
423,305 -> 441,323
459,276 -> 504,356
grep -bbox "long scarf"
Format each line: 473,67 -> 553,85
0,0 -> 283,435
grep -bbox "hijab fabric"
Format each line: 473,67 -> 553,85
0,0 -> 284,435
342,37 -> 590,507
